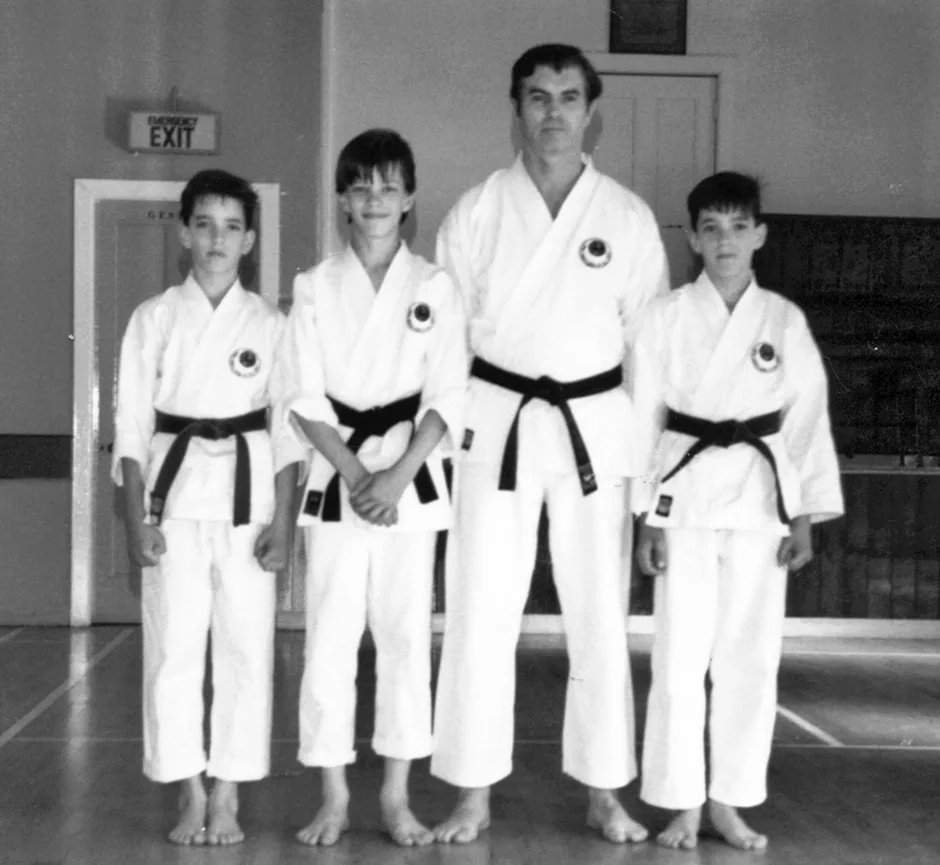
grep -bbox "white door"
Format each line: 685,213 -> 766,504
592,74 -> 716,287
91,200 -> 262,622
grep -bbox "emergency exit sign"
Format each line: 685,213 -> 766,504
127,111 -> 220,155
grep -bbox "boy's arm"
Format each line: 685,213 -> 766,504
781,309 -> 845,525
254,461 -> 301,572
777,309 -> 845,571
120,457 -> 166,567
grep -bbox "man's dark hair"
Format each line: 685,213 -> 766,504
510,44 -> 603,107
180,169 -> 259,230
687,172 -> 763,228
335,128 -> 417,196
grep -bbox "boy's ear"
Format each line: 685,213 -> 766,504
686,227 -> 702,255
241,228 -> 257,256
178,221 -> 193,250
754,221 -> 768,250
402,192 -> 416,215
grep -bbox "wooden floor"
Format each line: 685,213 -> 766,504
1,628 -> 939,864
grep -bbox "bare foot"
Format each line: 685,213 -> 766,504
586,789 -> 648,844
206,780 -> 245,845
380,794 -> 434,847
296,799 -> 351,847
656,807 -> 701,850
707,800 -> 768,850
434,787 -> 491,844
169,777 -> 207,846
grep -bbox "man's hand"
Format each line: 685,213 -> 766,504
127,521 -> 166,567
778,515 -> 813,571
349,469 -> 405,527
255,523 -> 292,572
635,515 -> 667,576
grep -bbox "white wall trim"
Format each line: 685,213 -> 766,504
318,0 -> 340,261
70,179 -> 280,626
586,52 -> 738,172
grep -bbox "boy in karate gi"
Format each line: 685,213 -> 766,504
632,172 -> 844,850
114,169 -> 301,845
431,44 -> 669,844
279,129 -> 467,847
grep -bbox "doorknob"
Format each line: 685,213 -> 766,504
99,442 -> 113,453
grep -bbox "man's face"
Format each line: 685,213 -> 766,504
516,64 -> 596,160
688,207 -> 767,283
180,195 -> 255,276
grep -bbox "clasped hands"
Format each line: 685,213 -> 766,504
349,467 -> 408,527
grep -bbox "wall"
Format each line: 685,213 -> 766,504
0,0 -> 322,624
322,0 -> 940,260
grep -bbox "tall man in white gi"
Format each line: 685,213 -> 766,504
114,170 -> 302,847
632,171 -> 844,851
431,44 -> 670,844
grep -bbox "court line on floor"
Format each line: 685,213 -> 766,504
783,650 -> 940,659
775,704 -> 844,746
0,628 -> 24,645
0,628 -> 133,751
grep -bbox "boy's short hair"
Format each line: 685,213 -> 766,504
510,44 -> 603,107
335,129 -> 417,196
687,172 -> 763,229
180,169 -> 259,231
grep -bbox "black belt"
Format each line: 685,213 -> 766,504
150,408 -> 268,527
312,392 -> 438,522
662,408 -> 789,523
470,356 -> 622,496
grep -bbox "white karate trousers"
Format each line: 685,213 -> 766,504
141,519 -> 276,783
641,527 -> 788,809
298,523 -> 436,767
431,462 -> 636,790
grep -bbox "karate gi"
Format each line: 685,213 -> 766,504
431,155 -> 669,789
631,272 -> 844,809
113,275 -> 296,783
280,243 -> 466,768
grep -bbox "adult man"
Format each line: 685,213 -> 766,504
431,44 -> 669,844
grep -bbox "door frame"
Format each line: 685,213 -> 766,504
586,52 -> 737,170
70,179 -> 281,626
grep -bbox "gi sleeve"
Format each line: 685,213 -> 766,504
435,200 -> 478,322
782,309 -> 845,523
111,301 -> 162,485
279,271 -> 339,444
267,310 -> 312,476
416,270 -> 469,453
629,304 -> 668,513
621,204 -> 671,348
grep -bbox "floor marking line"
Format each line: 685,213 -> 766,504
776,743 -> 940,751
776,704 -> 845,746
784,650 -> 940,659
0,628 -> 133,751
0,628 -> 24,646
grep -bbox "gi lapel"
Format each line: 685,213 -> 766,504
487,157 -> 603,366
340,243 -> 416,405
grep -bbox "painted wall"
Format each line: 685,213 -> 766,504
322,0 -> 940,259
0,0 -> 322,624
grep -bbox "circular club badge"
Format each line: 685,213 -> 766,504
407,301 -> 434,333
579,237 -> 612,268
751,342 -> 780,372
229,348 -> 261,377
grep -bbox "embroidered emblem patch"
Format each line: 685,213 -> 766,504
229,348 -> 261,377
751,342 -> 780,373
655,494 -> 673,518
579,237 -> 612,268
407,302 -> 434,332
304,490 -> 323,517
461,429 -> 474,451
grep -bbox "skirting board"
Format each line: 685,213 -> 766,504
275,613 -> 940,639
